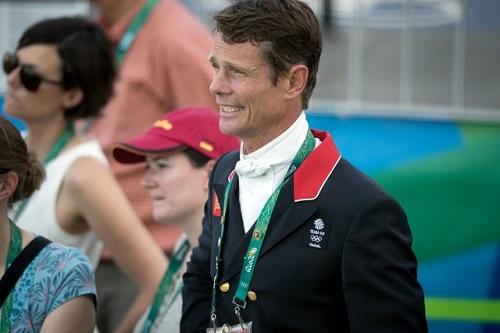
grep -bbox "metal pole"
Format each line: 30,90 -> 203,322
323,0 -> 332,30
452,0 -> 467,116
347,0 -> 364,113
400,0 -> 414,110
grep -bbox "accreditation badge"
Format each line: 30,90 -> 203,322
206,321 -> 253,333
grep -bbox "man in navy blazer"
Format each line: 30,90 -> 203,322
181,1 -> 427,332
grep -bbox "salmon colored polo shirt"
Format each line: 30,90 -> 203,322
90,0 -> 217,255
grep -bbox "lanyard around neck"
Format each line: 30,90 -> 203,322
143,238 -> 190,333
42,124 -> 75,165
115,0 -> 158,65
0,221 -> 22,332
209,130 -> 316,327
11,124 -> 75,223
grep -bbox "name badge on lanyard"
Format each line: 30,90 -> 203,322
206,321 -> 253,333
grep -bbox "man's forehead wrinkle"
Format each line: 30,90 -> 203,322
212,45 -> 266,73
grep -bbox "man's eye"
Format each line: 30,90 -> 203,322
230,68 -> 244,75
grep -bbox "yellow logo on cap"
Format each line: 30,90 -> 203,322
154,120 -> 173,131
199,141 -> 214,152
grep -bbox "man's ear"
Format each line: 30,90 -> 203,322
284,64 -> 308,100
0,171 -> 19,201
61,87 -> 84,109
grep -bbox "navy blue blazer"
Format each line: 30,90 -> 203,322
182,130 -> 427,333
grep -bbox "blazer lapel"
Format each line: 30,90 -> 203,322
259,179 -> 317,256
220,176 -> 252,282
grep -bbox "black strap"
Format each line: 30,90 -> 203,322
0,236 -> 51,308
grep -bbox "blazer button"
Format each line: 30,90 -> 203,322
219,282 -> 230,293
247,291 -> 257,301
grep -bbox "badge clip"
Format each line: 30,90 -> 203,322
232,296 -> 247,309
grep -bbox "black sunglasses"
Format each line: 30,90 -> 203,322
3,52 -> 63,92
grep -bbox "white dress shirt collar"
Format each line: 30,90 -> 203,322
235,112 -> 309,232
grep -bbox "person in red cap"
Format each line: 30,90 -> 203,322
112,107 -> 239,333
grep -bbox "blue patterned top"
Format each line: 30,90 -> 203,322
6,242 -> 96,332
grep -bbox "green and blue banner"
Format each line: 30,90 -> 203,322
310,112 -> 500,333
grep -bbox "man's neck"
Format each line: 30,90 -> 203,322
98,0 -> 143,26
242,112 -> 305,155
243,125 -> 292,155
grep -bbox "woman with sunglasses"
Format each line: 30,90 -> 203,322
0,115 -> 96,332
3,17 -> 167,332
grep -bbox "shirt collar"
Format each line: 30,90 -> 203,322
239,111 -> 308,173
233,115 -> 342,201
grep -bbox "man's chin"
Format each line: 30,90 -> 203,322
218,123 -> 241,137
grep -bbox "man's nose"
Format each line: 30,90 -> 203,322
209,71 -> 231,96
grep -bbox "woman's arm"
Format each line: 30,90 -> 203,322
63,157 -> 168,332
41,296 -> 96,333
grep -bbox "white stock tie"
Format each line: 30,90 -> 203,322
234,158 -> 272,178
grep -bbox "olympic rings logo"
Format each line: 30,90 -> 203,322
310,235 -> 323,242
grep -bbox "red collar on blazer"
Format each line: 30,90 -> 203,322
227,129 -> 342,201
294,129 -> 341,202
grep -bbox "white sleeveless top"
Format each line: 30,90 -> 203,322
13,138 -> 106,268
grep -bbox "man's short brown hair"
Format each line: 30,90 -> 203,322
214,0 -> 322,109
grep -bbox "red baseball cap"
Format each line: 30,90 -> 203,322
113,107 -> 240,164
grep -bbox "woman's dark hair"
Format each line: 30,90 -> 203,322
0,116 -> 45,206
214,0 -> 322,109
17,16 -> 115,120
184,148 -> 211,168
